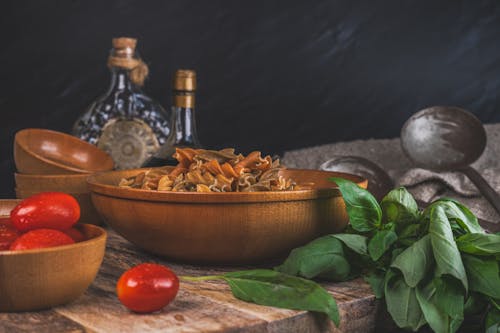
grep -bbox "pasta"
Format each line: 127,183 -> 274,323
118,148 -> 311,192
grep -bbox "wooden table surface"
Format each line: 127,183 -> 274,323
0,229 -> 379,333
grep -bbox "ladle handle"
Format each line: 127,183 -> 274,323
462,166 -> 500,216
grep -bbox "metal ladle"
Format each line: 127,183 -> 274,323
400,106 -> 500,215
320,155 -> 394,201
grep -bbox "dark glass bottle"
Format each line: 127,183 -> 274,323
72,37 -> 170,169
142,69 -> 201,167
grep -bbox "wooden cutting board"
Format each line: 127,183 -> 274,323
0,230 -> 379,333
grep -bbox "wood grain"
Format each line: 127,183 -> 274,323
88,168 -> 367,263
0,311 -> 86,333
0,199 -> 107,312
14,128 -> 114,174
1,228 -> 378,332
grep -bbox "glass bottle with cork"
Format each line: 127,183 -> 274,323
72,37 -> 170,169
142,69 -> 201,167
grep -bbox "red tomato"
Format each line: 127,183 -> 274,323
116,263 -> 179,313
10,192 -> 80,232
9,229 -> 75,251
0,223 -> 19,250
62,227 -> 86,242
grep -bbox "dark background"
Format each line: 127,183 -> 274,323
1,0 -> 500,198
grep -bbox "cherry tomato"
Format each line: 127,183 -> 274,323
0,223 -> 19,250
10,192 -> 80,232
116,263 -> 179,313
62,227 -> 86,242
9,229 -> 75,251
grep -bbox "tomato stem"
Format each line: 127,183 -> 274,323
179,275 -> 224,282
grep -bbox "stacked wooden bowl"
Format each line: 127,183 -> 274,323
13,128 -> 114,225
0,200 -> 107,312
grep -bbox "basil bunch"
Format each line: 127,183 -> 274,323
182,178 -> 500,332
276,178 -> 500,333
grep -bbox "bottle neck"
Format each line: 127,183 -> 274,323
170,91 -> 200,147
107,67 -> 141,93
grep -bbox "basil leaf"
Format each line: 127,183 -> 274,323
491,298 -> 500,312
391,247 -> 404,263
364,270 -> 385,299
456,233 -> 500,256
461,254 -> 500,299
433,277 -> 464,322
381,187 -> 418,225
485,307 -> 500,333
275,236 -> 350,281
391,235 -> 433,287
429,206 -> 468,291
449,315 -> 464,333
329,177 -> 381,232
332,234 -> 368,256
430,198 -> 484,234
416,280 -> 452,333
223,269 -> 340,326
384,270 -> 427,331
368,229 -> 398,261
398,223 -> 422,246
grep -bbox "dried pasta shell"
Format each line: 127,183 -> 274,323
196,184 -> 211,192
221,162 -> 239,178
203,159 -> 224,175
117,148 -> 306,193
157,175 -> 174,191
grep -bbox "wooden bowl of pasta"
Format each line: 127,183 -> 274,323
88,168 -> 366,264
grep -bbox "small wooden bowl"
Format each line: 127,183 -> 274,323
14,128 -> 114,174
15,172 -> 90,193
14,188 -> 102,226
87,168 -> 367,264
0,200 -> 107,312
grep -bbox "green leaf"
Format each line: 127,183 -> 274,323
275,236 -> 350,281
391,235 -> 433,287
329,177 -> 381,232
381,187 -> 418,224
429,206 -> 468,291
430,198 -> 484,234
456,233 -> 500,256
449,317 -> 464,333
433,277 -> 464,322
391,248 -> 405,263
384,270 -> 426,331
485,307 -> 500,333
223,269 -> 340,326
416,281 -> 451,333
492,298 -> 500,312
398,223 -> 422,246
364,270 -> 385,299
332,234 -> 368,256
368,229 -> 398,261
461,254 -> 500,299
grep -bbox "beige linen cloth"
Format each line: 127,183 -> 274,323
282,123 -> 500,224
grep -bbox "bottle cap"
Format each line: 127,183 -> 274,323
173,69 -> 196,91
112,37 -> 137,50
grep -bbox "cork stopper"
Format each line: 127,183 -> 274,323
173,69 -> 196,91
107,37 -> 148,86
112,37 -> 137,50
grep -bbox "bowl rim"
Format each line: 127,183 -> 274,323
87,168 -> 368,203
15,128 -> 114,173
0,223 -> 107,256
14,188 -> 89,195
14,172 -> 92,180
